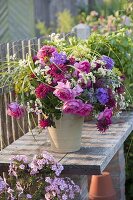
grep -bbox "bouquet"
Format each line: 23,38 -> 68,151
4,35 -> 126,132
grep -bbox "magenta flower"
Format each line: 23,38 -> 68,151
37,45 -> 57,60
76,103 -> 93,116
74,61 -> 91,73
54,87 -> 74,102
62,99 -> 83,114
7,102 -> 25,119
35,83 -> 51,99
39,119 -> 50,128
97,117 -> 112,132
32,55 -> 39,63
48,63 -> 67,82
54,82 -> 83,102
97,108 -> 113,132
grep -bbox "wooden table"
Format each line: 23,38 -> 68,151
0,111 -> 133,175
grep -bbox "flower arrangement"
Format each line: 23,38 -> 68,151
0,151 -> 80,199
4,35 -> 127,132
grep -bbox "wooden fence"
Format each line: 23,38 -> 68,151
0,37 -> 48,150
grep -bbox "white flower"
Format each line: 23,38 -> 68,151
87,72 -> 96,83
98,67 -> 106,76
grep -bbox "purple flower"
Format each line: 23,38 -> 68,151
96,88 -> 109,105
74,61 -> 91,73
19,164 -> 25,170
7,102 -> 25,119
26,194 -> 32,199
0,177 -> 7,193
97,117 -> 112,132
101,55 -> 115,69
97,108 -> 113,132
50,52 -> 67,65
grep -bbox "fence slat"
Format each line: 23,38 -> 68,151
0,37 -> 49,149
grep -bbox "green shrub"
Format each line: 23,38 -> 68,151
56,9 -> 74,33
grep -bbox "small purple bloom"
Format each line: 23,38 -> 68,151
7,102 -> 25,119
0,177 -> 7,193
101,55 -> 115,69
50,52 -> 67,65
26,194 -> 32,199
96,88 -> 109,105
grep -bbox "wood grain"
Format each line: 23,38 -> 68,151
0,111 -> 133,175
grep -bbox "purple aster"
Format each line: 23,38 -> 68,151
50,52 -> 67,65
0,177 -> 7,193
26,194 -> 32,199
101,55 -> 115,69
96,88 -> 109,105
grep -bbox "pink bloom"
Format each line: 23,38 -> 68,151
62,99 -> 83,114
69,57 -> 76,65
37,45 -> 57,60
97,108 -> 113,132
54,81 -> 73,102
32,55 -> 39,63
48,64 -> 67,82
54,82 -> 83,102
54,87 -> 74,102
35,83 -> 51,99
73,85 -> 83,97
39,119 -> 50,128
76,103 -> 93,116
98,108 -> 113,120
7,102 -> 25,119
74,61 -> 91,73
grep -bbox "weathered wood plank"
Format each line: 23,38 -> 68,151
0,111 -> 133,175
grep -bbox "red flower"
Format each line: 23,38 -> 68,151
39,119 -> 50,128
48,64 -> 67,82
37,46 -> 57,60
35,83 -> 51,99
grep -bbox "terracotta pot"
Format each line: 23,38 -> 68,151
89,172 -> 116,200
48,114 -> 84,153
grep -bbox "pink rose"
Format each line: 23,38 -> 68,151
54,88 -> 74,102
7,102 -> 25,119
54,81 -> 83,102
62,99 -> 83,114
76,103 -> 93,116
74,61 -> 91,73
